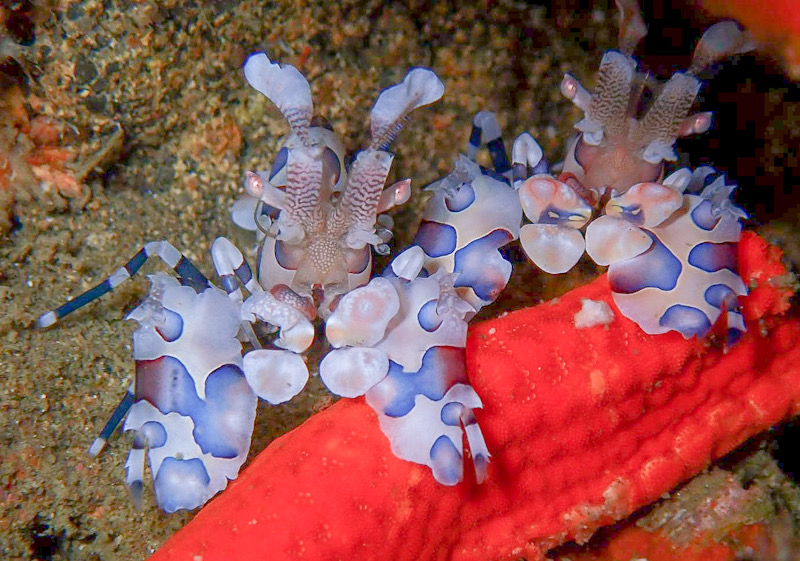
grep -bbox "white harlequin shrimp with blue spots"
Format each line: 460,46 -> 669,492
318,111 -> 546,484
586,168 -> 748,340
516,3 -> 754,341
322,250 -> 488,484
36,55 -> 447,511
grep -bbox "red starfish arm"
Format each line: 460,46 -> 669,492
149,232 -> 799,561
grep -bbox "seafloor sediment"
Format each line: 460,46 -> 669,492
0,1 -> 797,560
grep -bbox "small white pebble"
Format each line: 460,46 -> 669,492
573,298 -> 614,329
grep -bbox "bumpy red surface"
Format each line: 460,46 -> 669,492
149,232 -> 799,561
556,523 -> 776,561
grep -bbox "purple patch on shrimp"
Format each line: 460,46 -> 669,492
154,457 -> 211,512
609,232 -> 682,294
690,199 -> 719,231
537,205 -> 595,226
191,364 -> 257,459
453,229 -> 513,301
704,283 -> 740,311
155,308 -> 183,342
269,147 -> 288,181
688,242 -> 737,273
445,182 -> 476,212
136,358 -> 255,459
659,304 -> 712,338
140,421 -> 168,448
440,401 -> 464,426
274,240 -> 302,271
136,356 -> 201,416
367,346 -> 467,418
430,435 -> 462,486
414,221 -> 458,258
417,299 -> 442,332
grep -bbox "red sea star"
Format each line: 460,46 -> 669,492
149,231 -> 798,561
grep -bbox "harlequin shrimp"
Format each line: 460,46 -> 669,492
517,0 -> 754,340
36,53 -> 446,512
585,167 -> 748,339
317,111 -> 545,484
